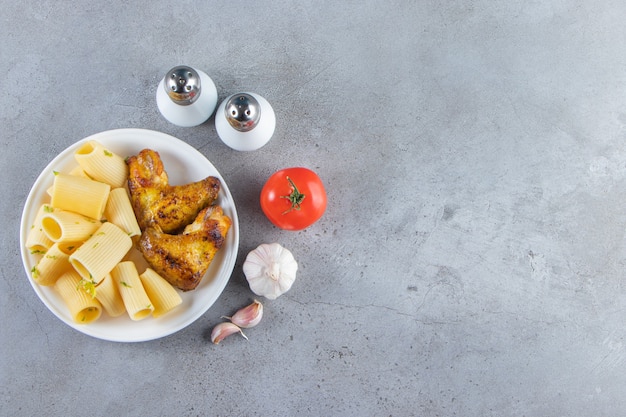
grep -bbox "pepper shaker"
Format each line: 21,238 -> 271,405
215,92 -> 276,151
156,65 -> 218,127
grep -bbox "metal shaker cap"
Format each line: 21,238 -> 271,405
164,66 -> 201,105
225,93 -> 261,132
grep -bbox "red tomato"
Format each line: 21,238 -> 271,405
260,167 -> 327,230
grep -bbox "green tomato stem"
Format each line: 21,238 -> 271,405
281,176 -> 306,214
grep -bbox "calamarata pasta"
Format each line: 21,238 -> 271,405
24,140 -> 183,324
112,261 -> 154,321
104,188 -> 141,237
31,242 -> 74,286
139,268 -> 182,318
95,273 -> 126,318
74,140 -> 128,188
25,205 -> 54,254
41,208 -> 100,243
55,269 -> 102,324
51,173 -> 111,220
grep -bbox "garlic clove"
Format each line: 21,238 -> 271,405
211,322 -> 248,344
225,299 -> 263,328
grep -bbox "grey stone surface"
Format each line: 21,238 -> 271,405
2,1 -> 626,416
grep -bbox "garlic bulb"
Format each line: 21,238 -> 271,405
243,243 -> 298,300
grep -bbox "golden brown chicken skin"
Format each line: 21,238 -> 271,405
138,205 -> 232,291
127,149 -> 221,234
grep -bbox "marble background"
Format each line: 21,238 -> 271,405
2,1 -> 626,416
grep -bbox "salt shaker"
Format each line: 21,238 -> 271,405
215,92 -> 276,151
156,65 -> 218,127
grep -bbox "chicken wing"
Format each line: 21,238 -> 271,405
127,149 -> 221,234
138,205 -> 232,291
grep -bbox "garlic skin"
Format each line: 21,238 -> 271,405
243,243 -> 298,300
211,322 -> 248,344
225,299 -> 263,328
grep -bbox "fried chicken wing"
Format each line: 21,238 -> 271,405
138,205 -> 232,291
127,149 -> 221,234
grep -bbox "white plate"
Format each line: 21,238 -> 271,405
19,129 -> 239,342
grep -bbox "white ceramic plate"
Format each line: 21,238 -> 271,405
19,128 -> 239,342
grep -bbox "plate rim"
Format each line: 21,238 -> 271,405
19,128 -> 239,342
